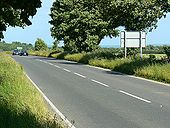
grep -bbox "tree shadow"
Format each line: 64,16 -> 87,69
56,61 -> 83,66
104,70 -> 125,76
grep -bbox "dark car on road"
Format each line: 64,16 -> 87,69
19,51 -> 28,56
12,49 -> 20,55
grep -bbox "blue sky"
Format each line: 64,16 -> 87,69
3,1 -> 170,47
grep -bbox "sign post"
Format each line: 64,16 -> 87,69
139,31 -> 142,59
124,31 -> 127,58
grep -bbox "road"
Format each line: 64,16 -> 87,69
13,55 -> 170,128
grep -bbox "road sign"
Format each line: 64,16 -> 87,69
120,31 -> 146,58
120,31 -> 146,47
17,47 -> 23,50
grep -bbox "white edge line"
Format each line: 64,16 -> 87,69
63,68 -> 71,72
91,79 -> 109,88
86,64 -> 170,87
25,73 -> 76,128
128,75 -> 170,87
74,72 -> 86,78
119,90 -> 151,104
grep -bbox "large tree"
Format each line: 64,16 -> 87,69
95,0 -> 170,31
50,0 -> 170,52
34,38 -> 48,51
0,0 -> 42,39
50,0 -> 119,52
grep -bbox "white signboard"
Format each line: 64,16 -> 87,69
17,47 -> 23,50
120,31 -> 146,48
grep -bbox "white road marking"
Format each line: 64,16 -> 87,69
128,75 -> 170,87
119,90 -> 152,104
54,65 -> 61,69
91,79 -> 109,87
88,63 -> 170,87
43,61 -> 48,64
25,73 -> 76,128
74,72 -> 86,78
63,68 -> 71,72
49,63 -> 54,66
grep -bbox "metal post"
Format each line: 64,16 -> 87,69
124,31 -> 127,58
139,31 -> 142,59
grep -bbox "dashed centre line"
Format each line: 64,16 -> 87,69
39,59 -> 152,105
119,90 -> 152,104
74,72 -> 86,78
49,63 -> 54,66
91,79 -> 109,88
54,65 -> 61,68
63,68 -> 71,72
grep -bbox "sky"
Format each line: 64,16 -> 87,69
3,0 -> 170,47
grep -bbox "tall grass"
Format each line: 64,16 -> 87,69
0,53 -> 65,128
135,63 -> 170,83
89,58 -> 130,70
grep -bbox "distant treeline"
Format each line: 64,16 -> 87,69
0,41 -> 33,51
143,45 -> 167,54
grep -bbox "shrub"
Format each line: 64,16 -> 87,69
163,46 -> 170,59
64,53 -> 85,62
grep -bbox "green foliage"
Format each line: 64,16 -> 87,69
29,50 -> 50,57
50,0 -> 119,52
143,45 -> 165,54
149,54 -> 156,59
50,0 -> 170,53
89,59 -> 130,70
96,0 -> 170,31
61,48 -> 123,64
0,53 -> 65,128
163,46 -> 170,59
0,0 -> 42,39
64,53 -> 86,63
34,38 -> 48,51
135,63 -> 170,83
52,40 -> 60,50
0,41 -> 33,51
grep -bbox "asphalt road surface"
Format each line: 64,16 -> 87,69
13,55 -> 170,128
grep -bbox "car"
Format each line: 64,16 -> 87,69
19,51 -> 28,56
12,49 -> 20,55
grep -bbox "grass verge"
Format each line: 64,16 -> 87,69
0,53 -> 65,128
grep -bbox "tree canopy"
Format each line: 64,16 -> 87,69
0,0 -> 42,39
50,0 -> 119,52
34,38 -> 48,51
50,0 -> 170,52
96,0 -> 170,31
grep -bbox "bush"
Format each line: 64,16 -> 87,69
163,46 -> 170,59
64,53 -> 86,62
